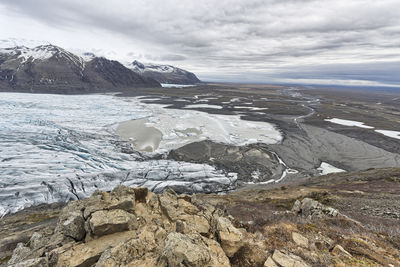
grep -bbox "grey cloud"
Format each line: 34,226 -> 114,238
159,54 -> 187,61
1,0 -> 400,86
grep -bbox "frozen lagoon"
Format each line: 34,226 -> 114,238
0,93 -> 282,216
117,100 -> 282,153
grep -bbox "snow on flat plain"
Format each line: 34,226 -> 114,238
161,84 -> 195,88
325,118 -> 400,140
375,130 -> 400,140
325,118 -> 374,129
234,106 -> 269,111
184,104 -> 223,109
317,162 -> 346,175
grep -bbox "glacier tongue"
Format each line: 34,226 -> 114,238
0,161 -> 237,217
0,93 -> 240,217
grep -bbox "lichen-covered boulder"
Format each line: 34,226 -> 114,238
292,198 -> 339,218
89,209 -> 137,237
8,257 -> 48,267
59,212 -> 86,241
272,250 -> 310,267
159,232 -> 211,267
215,216 -> 245,257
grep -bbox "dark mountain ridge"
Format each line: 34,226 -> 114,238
0,45 -> 160,94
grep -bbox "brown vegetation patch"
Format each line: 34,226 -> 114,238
226,200 -> 276,224
330,180 -> 400,195
230,244 -> 267,267
263,223 -> 295,250
0,255 -> 11,265
304,191 -> 335,205
264,198 -> 297,210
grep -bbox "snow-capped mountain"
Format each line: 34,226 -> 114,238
127,60 -> 201,85
130,60 -> 176,73
0,44 -> 85,66
80,52 -> 96,62
0,44 -> 160,93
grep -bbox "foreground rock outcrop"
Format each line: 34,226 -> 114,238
5,183 -> 400,267
7,186 -> 237,266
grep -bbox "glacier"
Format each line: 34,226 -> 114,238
0,92 -> 281,217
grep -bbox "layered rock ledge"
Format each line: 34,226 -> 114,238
5,183 -> 400,267
7,186 -> 237,266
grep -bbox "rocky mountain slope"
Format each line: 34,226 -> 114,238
0,45 -> 160,93
1,168 -> 399,266
128,60 -> 201,85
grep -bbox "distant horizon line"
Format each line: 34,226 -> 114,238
199,80 -> 400,91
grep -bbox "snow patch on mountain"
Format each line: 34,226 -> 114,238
1,44 -> 86,73
128,60 -> 180,73
125,60 -> 201,84
80,52 -> 96,62
0,46 -> 55,63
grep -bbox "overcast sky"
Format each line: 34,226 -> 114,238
1,0 -> 400,86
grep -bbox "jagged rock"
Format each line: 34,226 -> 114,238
159,193 -> 211,234
8,243 -> 32,265
8,257 -> 48,267
292,198 -> 338,218
175,220 -> 187,234
215,216 -> 245,257
5,176 -> 400,267
292,232 -> 309,248
292,200 -> 301,213
159,189 -> 180,221
272,250 -> 310,267
51,231 -> 136,267
94,249 -> 114,267
6,242 -> 47,266
177,198 -> 199,215
59,212 -> 86,241
177,214 -> 210,234
88,209 -> 137,237
264,256 -> 279,267
160,233 -> 211,266
46,232 -> 74,252
331,244 -> 352,257
83,188 -> 135,219
28,232 -> 44,250
191,195 -> 225,223
107,196 -> 135,213
95,226 -> 161,267
200,236 -> 230,267
7,186 -> 237,266
159,232 -> 228,267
